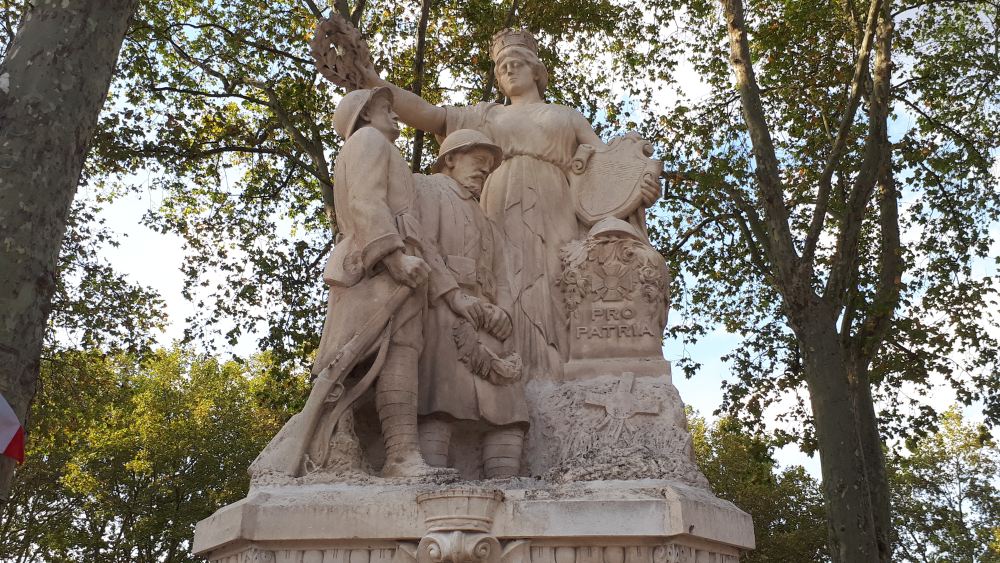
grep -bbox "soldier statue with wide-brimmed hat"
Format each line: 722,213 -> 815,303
250,87 -> 455,481
415,129 -> 529,479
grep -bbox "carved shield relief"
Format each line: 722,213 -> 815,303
569,133 -> 663,226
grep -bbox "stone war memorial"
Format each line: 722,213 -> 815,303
194,14 -> 754,563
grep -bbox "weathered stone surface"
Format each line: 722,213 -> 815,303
194,480 -> 753,560
523,374 -> 706,487
194,20 -> 752,563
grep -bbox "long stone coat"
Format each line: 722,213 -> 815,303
313,126 -> 449,377
444,102 -> 588,381
415,173 -> 529,427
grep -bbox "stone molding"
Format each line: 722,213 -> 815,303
208,543 -> 739,563
412,488 -> 506,563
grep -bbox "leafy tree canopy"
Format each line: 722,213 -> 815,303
0,347 -> 305,563
690,413 -> 829,562
643,0 -> 1000,446
78,0 -> 680,372
890,408 -> 1000,562
5,0 -> 993,442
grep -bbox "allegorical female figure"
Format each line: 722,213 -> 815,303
365,30 -> 657,380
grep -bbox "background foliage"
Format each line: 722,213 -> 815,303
0,0 -> 998,559
0,348 -> 304,562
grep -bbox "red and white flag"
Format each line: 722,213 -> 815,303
0,394 -> 24,464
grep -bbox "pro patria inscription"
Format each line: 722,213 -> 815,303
558,218 -> 671,373
576,306 -> 658,340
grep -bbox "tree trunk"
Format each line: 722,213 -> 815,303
847,358 -> 892,561
0,0 -> 139,503
796,312 -> 883,562
410,0 -> 432,172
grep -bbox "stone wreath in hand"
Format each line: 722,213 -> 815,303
453,320 -> 523,386
310,13 -> 374,91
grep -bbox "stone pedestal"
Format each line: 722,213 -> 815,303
193,480 -> 754,563
558,218 -> 672,381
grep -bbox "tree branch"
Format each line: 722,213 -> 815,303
802,0 -> 883,265
898,96 -> 993,168
300,0 -> 324,18
162,32 -> 246,97
252,83 -> 337,231
664,170 -> 773,279
147,84 -> 268,106
891,0 -> 992,17
333,0 -> 351,18
856,148 -> 902,361
330,0 -> 367,27
733,213 -> 774,279
166,21 -> 314,67
824,0 -> 894,307
665,213 -> 737,259
351,0 -> 367,26
144,144 -> 317,177
720,0 -> 800,286
410,0 -> 433,172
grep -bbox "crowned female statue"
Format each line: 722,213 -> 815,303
359,29 -> 660,381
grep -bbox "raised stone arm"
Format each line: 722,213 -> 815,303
311,12 -> 448,135
362,67 -> 448,137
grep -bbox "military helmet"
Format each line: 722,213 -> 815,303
432,129 -> 504,173
332,86 -> 393,139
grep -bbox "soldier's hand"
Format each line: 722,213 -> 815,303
384,251 -> 430,288
640,173 -> 661,208
446,290 -> 486,328
482,303 -> 513,340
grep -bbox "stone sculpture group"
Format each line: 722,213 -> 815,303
194,17 -> 755,563
251,25 -> 674,484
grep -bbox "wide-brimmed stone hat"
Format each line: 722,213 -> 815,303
332,86 -> 393,139
431,129 -> 504,173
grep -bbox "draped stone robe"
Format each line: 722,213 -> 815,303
444,102 -> 587,381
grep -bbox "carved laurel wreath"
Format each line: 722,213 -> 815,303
558,237 -> 670,313
453,320 -> 523,386
310,13 -> 375,91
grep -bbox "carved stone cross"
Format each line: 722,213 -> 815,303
585,372 -> 660,420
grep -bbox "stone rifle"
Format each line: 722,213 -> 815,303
249,283 -> 412,478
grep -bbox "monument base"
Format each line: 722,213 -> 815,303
193,479 -> 754,563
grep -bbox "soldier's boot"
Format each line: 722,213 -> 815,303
418,416 -> 453,467
483,425 -> 525,479
377,346 -> 453,478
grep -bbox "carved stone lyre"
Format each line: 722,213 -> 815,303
569,132 -> 663,227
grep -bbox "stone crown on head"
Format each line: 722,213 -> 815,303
490,28 -> 539,62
